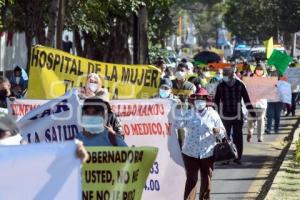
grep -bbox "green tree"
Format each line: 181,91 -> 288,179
224,0 -> 300,44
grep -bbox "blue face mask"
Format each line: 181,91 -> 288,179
82,115 -> 105,134
159,89 -> 170,98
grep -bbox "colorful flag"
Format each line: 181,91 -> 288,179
264,37 -> 274,59
267,50 -> 292,75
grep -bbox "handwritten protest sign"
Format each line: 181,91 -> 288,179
15,95 -> 186,200
26,46 -> 161,99
243,77 -> 279,104
0,142 -> 81,200
82,147 -> 157,200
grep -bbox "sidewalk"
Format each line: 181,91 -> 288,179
200,110 -> 300,200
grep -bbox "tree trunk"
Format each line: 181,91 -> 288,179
56,0 -> 65,50
74,29 -> 83,56
133,6 -> 149,64
46,0 -> 59,47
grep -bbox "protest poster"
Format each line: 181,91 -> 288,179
26,45 -> 161,99
110,99 -> 186,200
284,68 -> 300,90
243,77 -> 279,104
7,98 -> 48,121
18,89 -> 81,143
82,147 -> 157,200
0,142 -> 81,200
277,80 -> 292,104
16,94 -> 186,200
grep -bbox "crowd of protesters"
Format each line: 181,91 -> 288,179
154,56 -> 298,199
0,56 -> 299,200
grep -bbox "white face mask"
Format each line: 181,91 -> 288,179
175,71 -> 186,80
88,83 -> 99,92
194,100 -> 207,111
15,77 -> 21,84
82,115 -> 105,134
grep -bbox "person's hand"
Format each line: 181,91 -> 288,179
105,125 -> 116,135
213,127 -> 220,135
15,85 -> 21,92
76,141 -> 89,163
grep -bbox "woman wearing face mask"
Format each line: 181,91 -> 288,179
76,98 -> 127,147
176,91 -> 226,200
247,64 -> 268,142
78,73 -> 108,99
251,64 -> 266,78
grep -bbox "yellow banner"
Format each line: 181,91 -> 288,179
82,147 -> 158,200
27,46 -> 161,99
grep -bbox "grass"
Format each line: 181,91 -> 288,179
295,138 -> 300,163
266,136 -> 300,200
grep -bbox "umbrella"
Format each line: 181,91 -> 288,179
193,51 -> 221,64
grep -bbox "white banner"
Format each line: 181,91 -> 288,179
0,142 -> 81,200
7,98 -> 48,121
15,95 -> 185,200
17,89 -> 81,143
110,99 -> 185,200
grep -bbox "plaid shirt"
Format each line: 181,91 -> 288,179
215,79 -> 254,120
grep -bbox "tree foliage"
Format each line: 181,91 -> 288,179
224,0 -> 300,42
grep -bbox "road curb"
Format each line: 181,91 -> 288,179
255,116 -> 300,200
264,126 -> 300,200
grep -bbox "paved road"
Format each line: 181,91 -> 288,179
196,110 -> 300,200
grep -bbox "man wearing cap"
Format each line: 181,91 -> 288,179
215,66 -> 255,165
158,78 -> 175,99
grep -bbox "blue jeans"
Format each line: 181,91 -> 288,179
266,102 -> 283,132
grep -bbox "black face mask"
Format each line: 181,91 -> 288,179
0,89 -> 8,97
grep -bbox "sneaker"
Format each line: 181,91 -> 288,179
258,138 -> 263,142
247,134 -> 251,142
265,130 -> 270,134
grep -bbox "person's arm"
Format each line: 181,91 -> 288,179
241,83 -> 256,117
214,84 -> 221,113
75,140 -> 89,163
212,111 -> 226,140
107,113 -> 124,138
